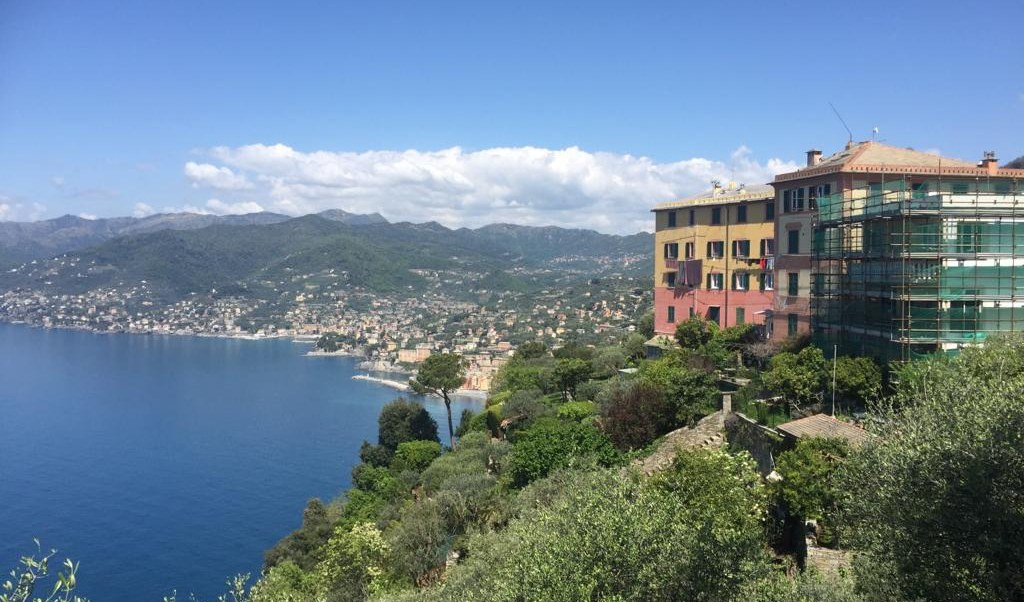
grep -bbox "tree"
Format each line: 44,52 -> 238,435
637,351 -> 719,425
513,341 -> 548,360
408,450 -> 770,601
761,346 -> 826,408
552,358 -> 591,402
316,523 -> 399,601
832,356 -> 881,406
264,498 -> 335,571
590,346 -> 627,379
411,354 -> 466,449
391,440 -> 443,473
774,437 -> 850,526
377,398 -> 440,452
503,417 -> 619,487
1,542 -> 87,602
674,316 -> 717,350
637,310 -> 655,339
600,381 -> 673,451
839,335 -> 1024,602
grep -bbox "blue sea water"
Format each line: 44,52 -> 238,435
0,323 -> 481,601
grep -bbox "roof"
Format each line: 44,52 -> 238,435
775,413 -> 871,446
654,183 -> 774,211
775,141 -> 1024,183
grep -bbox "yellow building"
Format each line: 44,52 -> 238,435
652,183 -> 776,334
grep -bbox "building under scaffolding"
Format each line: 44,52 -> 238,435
813,175 -> 1024,362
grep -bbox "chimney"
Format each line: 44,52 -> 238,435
980,151 -> 998,175
806,149 -> 822,167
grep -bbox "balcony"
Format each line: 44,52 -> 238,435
665,257 -> 679,269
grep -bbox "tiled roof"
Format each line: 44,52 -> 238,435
775,141 -> 1024,182
654,184 -> 774,210
776,413 -> 871,445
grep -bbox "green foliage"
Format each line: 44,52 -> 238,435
462,404 -> 502,437
637,351 -> 719,425
589,346 -> 627,378
832,356 -> 882,405
556,400 -> 596,422
762,346 -> 826,407
600,381 -> 672,451
1,542 -> 86,602
774,437 -> 850,524
264,499 -> 335,571
839,335 -> 1024,602
376,398 -> 439,452
740,569 -> 864,602
411,354 -> 467,448
314,332 -> 353,353
673,316 -> 717,350
622,332 -> 647,361
420,431 -> 510,495
552,358 -> 591,401
513,341 -> 548,360
390,440 -> 443,473
249,561 -> 318,602
406,450 -> 769,602
316,523 -> 400,601
358,442 -> 393,468
490,360 -> 551,395
551,342 -> 594,361
637,310 -> 655,339
351,464 -> 401,497
499,389 -> 551,425
503,418 -> 620,487
386,499 -> 451,587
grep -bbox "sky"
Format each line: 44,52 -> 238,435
1,0 -> 1022,233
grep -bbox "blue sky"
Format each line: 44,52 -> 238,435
1,0 -> 1022,232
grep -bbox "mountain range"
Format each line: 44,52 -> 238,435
0,211 -> 653,301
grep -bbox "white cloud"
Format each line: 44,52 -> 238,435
204,198 -> 265,215
184,161 -> 252,190
133,202 -> 156,218
185,144 -> 797,233
0,195 -> 46,222
79,212 -> 97,220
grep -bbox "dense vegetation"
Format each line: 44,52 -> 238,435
10,319 -> 1024,602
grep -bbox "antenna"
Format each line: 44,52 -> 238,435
828,102 -> 854,144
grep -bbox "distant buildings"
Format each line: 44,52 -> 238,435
653,141 -> 1024,360
651,182 -> 776,334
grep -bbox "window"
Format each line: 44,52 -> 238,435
787,229 -> 800,254
733,272 -> 750,290
688,209 -> 695,225
667,306 -> 676,324
664,243 -> 679,259
787,272 -> 799,296
765,201 -> 775,220
688,307 -> 695,318
708,306 -> 721,326
737,204 -> 747,223
787,313 -> 799,336
732,239 -> 750,258
665,272 -> 676,287
706,241 -> 724,258
736,307 -> 745,325
794,188 -> 805,211
808,185 -> 817,210
783,190 -> 791,213
684,242 -> 695,259
759,272 -> 774,291
952,182 -> 970,194
760,238 -> 775,256
711,207 -> 722,224
706,273 -> 724,290
667,211 -> 677,228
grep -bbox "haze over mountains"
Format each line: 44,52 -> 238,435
0,210 -> 653,301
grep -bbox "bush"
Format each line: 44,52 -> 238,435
391,440 -> 443,473
421,431 -> 510,494
359,441 -> 394,467
386,499 -> 451,587
264,498 -> 335,571
503,418 -> 620,487
556,400 -> 597,422
832,356 -> 882,406
637,351 -> 719,425
600,382 -> 672,451
762,346 -> 826,408
378,398 -> 440,451
774,437 -> 850,525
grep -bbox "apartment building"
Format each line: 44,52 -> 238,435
651,183 -> 776,335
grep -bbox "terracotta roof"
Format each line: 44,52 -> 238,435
774,141 -> 1024,182
776,413 -> 871,445
654,184 -> 774,210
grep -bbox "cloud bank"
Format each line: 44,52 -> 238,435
183,145 -> 798,233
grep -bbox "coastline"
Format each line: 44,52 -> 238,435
351,374 -> 489,400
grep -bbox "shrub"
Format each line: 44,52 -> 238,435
391,440 -> 443,473
600,382 -> 672,450
774,437 -> 850,524
503,418 -> 620,487
637,351 -> 719,425
378,398 -> 440,451
421,431 -> 510,494
557,400 -> 597,422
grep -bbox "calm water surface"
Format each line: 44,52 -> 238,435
0,323 -> 480,601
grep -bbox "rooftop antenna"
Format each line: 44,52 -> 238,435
872,127 -> 879,141
828,101 -> 854,145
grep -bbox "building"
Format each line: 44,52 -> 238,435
780,141 -> 1024,361
651,182 -> 776,335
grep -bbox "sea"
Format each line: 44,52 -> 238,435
0,323 -> 482,601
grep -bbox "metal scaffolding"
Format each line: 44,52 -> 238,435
812,177 -> 1024,362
